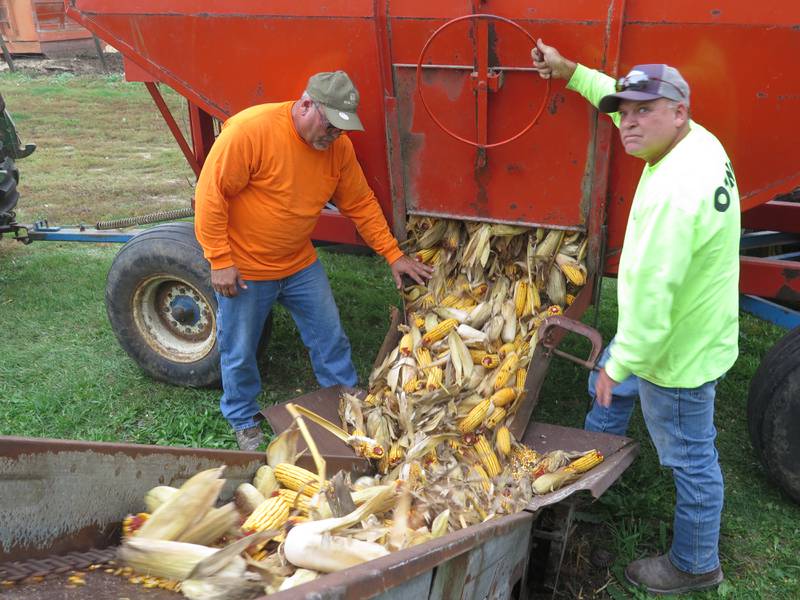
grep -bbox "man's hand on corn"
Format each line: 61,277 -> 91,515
390,254 -> 434,289
211,265 -> 248,297
531,38 -> 577,81
594,367 -> 619,408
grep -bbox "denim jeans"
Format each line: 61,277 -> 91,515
216,260 -> 357,431
585,342 -> 724,575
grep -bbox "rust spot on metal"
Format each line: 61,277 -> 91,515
711,9 -> 722,16
548,93 -> 565,115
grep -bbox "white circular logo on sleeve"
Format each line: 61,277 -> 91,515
338,112 -> 350,120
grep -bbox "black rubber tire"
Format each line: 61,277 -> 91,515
759,340 -> 800,504
106,222 -> 272,388
746,326 -> 800,461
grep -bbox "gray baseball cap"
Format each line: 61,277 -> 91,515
306,70 -> 364,131
599,64 -> 690,113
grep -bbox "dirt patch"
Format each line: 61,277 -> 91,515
0,53 -> 123,76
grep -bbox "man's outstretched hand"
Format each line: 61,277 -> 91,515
531,38 -> 577,81
390,255 -> 434,289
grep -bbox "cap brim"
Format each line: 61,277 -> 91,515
598,90 -> 662,113
321,104 -> 364,131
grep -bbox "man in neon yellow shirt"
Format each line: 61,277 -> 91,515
533,41 -> 739,595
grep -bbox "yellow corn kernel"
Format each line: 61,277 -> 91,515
496,426 -> 512,456
274,464 -> 321,497
458,398 -> 491,433
474,435 -> 502,477
566,293 -> 576,306
241,496 -> 290,532
422,318 -> 458,346
481,354 -> 500,369
489,387 -> 516,408
426,366 -> 443,391
485,406 -> 507,429
494,352 -> 519,390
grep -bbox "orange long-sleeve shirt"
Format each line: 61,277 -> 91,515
194,101 -> 403,280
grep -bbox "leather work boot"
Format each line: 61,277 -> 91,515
625,554 -> 723,595
235,425 -> 265,451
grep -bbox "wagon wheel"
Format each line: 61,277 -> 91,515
105,222 -> 272,388
748,326 -> 800,503
415,13 -> 551,149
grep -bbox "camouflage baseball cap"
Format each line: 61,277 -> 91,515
598,64 -> 690,113
306,70 -> 364,131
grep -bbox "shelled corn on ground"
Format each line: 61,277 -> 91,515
112,219 -> 605,599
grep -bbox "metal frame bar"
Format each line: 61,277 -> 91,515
144,81 -> 201,177
740,294 -> 800,330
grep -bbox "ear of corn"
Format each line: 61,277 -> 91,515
118,537 -> 246,581
498,343 -> 516,360
143,486 -> 178,513
425,366 -> 443,390
274,464 -> 322,497
135,467 -> 224,541
177,502 -> 240,546
242,496 -> 290,533
496,426 -> 512,456
480,353 -> 500,369
398,332 -> 414,356
474,435 -> 502,477
252,465 -> 279,498
565,449 -> 604,474
234,483 -> 266,517
485,406 -> 507,429
422,318 -> 458,346
415,347 -> 432,368
489,387 -> 516,408
277,489 -> 311,513
494,352 -> 519,390
458,398 -> 491,433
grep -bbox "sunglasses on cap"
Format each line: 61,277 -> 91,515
616,71 -> 687,99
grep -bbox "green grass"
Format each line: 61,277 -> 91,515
1,69 -> 799,599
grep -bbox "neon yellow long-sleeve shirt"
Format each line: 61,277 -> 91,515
567,64 -> 740,387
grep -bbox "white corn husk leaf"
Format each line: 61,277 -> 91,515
118,537 -> 246,581
278,569 -> 320,591
500,300 -> 517,343
546,264 -> 567,306
456,323 -> 487,343
144,486 -> 178,513
135,467 -> 224,541
181,577 -> 265,600
467,301 -> 492,329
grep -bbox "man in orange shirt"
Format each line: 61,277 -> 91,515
195,71 -> 432,450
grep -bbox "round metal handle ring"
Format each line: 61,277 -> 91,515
416,13 -> 551,149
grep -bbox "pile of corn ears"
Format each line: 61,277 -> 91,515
115,219 -> 602,599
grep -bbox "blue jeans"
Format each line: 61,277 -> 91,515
586,342 -> 724,575
216,260 -> 357,431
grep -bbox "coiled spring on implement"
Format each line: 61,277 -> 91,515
95,206 -> 194,230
